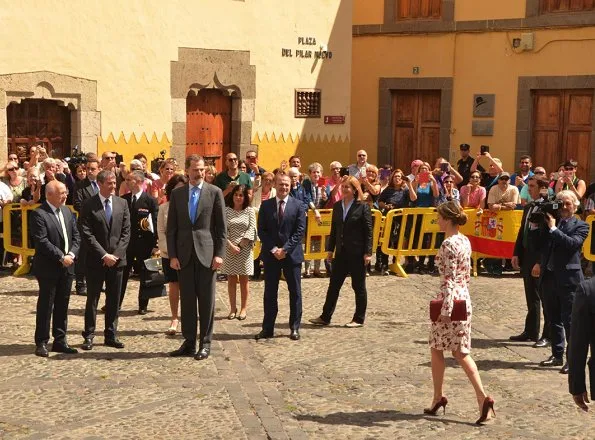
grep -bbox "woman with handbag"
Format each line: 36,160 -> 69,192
427,201 -> 495,425
222,184 -> 257,320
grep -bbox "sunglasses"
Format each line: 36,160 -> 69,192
564,167 -> 575,171
499,177 -> 510,181
358,154 -> 366,157
6,168 -> 16,171
228,158 -> 238,161
534,171 -> 545,174
246,156 -> 257,159
470,175 -> 480,179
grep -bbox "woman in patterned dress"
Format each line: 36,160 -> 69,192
222,184 -> 257,320
426,201 -> 495,424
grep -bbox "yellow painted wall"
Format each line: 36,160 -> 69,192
0,0 -> 351,158
455,0 -> 526,20
351,27 -> 595,171
253,132 -> 350,173
353,0 -> 384,25
97,132 -> 171,166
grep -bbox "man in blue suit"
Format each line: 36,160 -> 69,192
535,190 -> 588,374
256,173 -> 306,341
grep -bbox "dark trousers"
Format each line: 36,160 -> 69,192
178,252 -> 215,348
83,266 -> 123,341
74,241 -> 87,287
120,253 -> 150,311
321,252 -> 367,324
34,270 -> 74,345
262,258 -> 302,335
541,270 -> 575,359
522,269 -> 550,340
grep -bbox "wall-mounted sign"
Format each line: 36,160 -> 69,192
473,94 -> 495,117
282,36 -> 333,59
472,120 -> 494,136
324,115 -> 345,124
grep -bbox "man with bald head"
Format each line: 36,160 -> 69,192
31,181 -> 81,357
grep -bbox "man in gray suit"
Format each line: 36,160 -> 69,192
80,170 -> 131,350
167,155 -> 226,360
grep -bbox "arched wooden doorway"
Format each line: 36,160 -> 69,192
7,98 -> 71,161
186,89 -> 231,171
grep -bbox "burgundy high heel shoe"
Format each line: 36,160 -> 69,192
424,396 -> 448,415
476,396 -> 496,425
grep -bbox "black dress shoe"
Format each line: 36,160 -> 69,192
75,285 -> 87,296
254,331 -> 273,340
289,330 -> 300,341
35,344 -> 49,357
539,355 -> 563,367
195,347 -> 210,360
138,309 -> 147,315
104,339 -> 125,349
532,338 -> 550,348
51,343 -> 78,354
170,341 -> 196,357
509,333 -> 537,342
560,363 -> 569,374
81,338 -> 93,351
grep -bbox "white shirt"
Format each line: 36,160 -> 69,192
342,198 -> 355,221
98,193 -> 113,209
271,195 -> 290,254
47,201 -> 73,258
131,189 -> 143,202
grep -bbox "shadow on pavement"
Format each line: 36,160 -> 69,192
49,351 -> 171,361
294,410 -> 477,427
0,289 -> 39,297
0,344 -> 34,357
413,338 -> 522,350
418,359 -> 540,371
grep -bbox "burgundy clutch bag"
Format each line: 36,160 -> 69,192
430,299 -> 467,322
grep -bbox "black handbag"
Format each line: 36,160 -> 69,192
140,284 -> 167,299
140,258 -> 166,288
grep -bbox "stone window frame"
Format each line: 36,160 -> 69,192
525,0 -> 595,26
384,0 -> 455,24
0,71 -> 100,163
377,77 -> 453,166
515,75 -> 595,180
170,48 -> 256,166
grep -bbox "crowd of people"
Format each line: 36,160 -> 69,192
2,141 -> 593,416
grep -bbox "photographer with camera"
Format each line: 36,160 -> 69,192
534,190 -> 588,374
510,176 -> 551,347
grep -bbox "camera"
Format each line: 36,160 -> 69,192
64,145 -> 87,169
528,197 -> 561,225
150,150 -> 167,174
480,145 -> 490,155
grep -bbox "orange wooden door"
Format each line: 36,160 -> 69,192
186,89 -> 231,171
392,90 -> 441,170
532,89 -> 593,180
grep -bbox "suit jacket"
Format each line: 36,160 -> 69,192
166,182 -> 227,269
537,216 -> 589,287
79,194 -> 131,268
122,191 -> 158,257
326,200 -> 373,258
513,202 -> 544,273
31,202 -> 81,277
257,196 -> 306,265
74,178 -> 96,213
568,277 -> 595,398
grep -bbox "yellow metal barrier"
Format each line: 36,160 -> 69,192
2,203 -> 78,276
380,208 -> 442,278
582,215 -> 595,261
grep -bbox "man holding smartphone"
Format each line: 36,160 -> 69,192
347,149 -> 369,178
214,153 -> 253,198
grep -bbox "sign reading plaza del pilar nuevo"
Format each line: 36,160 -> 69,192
282,37 -> 333,59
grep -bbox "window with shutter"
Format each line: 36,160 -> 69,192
540,0 -> 595,13
396,0 -> 442,20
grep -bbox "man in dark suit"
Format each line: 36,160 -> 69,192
510,176 -> 550,347
73,158 -> 101,296
568,276 -> 595,412
256,173 -> 306,341
167,154 -> 227,360
31,181 -> 81,357
120,170 -> 159,314
79,170 -> 131,350
309,176 -> 373,327
536,190 -> 588,373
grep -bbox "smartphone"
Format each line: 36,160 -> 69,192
480,145 -> 490,155
339,167 -> 349,177
419,171 -> 430,184
552,172 -> 559,180
379,168 -> 392,181
440,162 -> 449,172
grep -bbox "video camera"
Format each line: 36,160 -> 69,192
150,150 -> 167,175
528,196 -> 562,225
64,145 -> 87,169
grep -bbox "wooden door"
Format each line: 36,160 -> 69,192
186,89 -> 231,171
532,89 -> 593,180
392,90 -> 441,170
7,99 -> 71,160
397,0 -> 442,20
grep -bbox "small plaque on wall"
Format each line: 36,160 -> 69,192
473,94 -> 495,117
472,120 -> 494,136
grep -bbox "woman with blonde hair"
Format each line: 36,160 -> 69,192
426,201 -> 494,425
205,164 -> 217,184
151,158 -> 177,204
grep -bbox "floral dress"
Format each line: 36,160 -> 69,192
429,233 -> 473,353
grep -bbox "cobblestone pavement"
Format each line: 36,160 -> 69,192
0,270 -> 593,439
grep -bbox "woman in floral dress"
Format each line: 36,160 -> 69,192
426,201 -> 495,425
